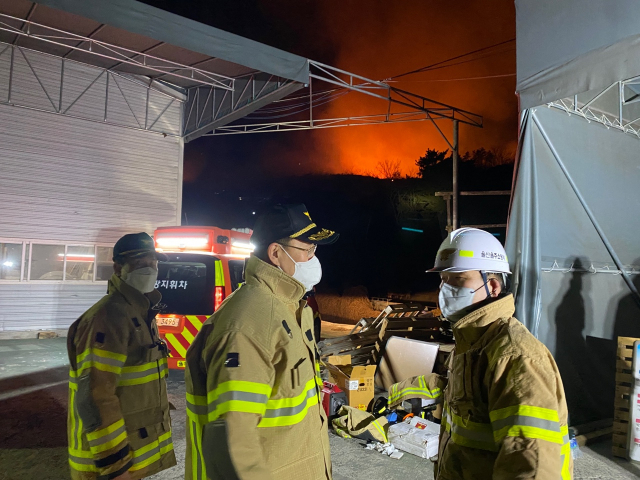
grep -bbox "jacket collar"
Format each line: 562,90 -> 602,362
245,255 -> 306,305
108,273 -> 162,316
452,294 -> 515,352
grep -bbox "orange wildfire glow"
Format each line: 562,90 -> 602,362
270,0 -> 518,177
182,0 -> 518,181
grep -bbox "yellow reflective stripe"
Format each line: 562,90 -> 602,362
121,360 -> 162,374
189,419 -> 205,480
258,394 -> 318,428
187,381 -> 272,423
69,448 -> 93,458
490,405 -> 563,445
77,348 -> 127,364
214,260 -> 225,287
118,359 -> 168,386
77,361 -> 122,375
372,419 -> 388,443
69,387 -> 77,450
561,431 -> 571,480
443,403 -> 497,452
389,386 -> 441,403
165,333 -> 187,358
90,431 -> 127,454
69,459 -> 98,472
493,425 -> 563,444
490,405 -> 559,423
130,432 -> 173,471
187,315 -> 204,330
87,419 -> 125,442
182,327 -> 195,345
69,448 -> 97,472
259,379 -> 319,428
459,250 -> 474,257
264,378 -> 315,410
208,380 -> 272,403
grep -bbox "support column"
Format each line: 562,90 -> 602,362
452,119 -> 459,231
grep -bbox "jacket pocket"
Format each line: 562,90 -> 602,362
290,357 -> 307,389
449,352 -> 467,403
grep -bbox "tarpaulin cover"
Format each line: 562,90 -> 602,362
506,106 -> 640,423
35,0 -> 310,83
516,0 -> 640,109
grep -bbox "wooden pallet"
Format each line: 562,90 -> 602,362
318,302 -> 452,367
613,336 -> 638,458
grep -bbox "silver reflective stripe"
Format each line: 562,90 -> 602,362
491,415 -> 561,433
87,423 -> 126,448
132,436 -> 173,465
69,454 -> 94,465
444,411 -> 495,445
263,386 -> 316,418
78,353 -> 125,369
563,434 -> 570,444
187,390 -> 269,416
120,367 -> 160,380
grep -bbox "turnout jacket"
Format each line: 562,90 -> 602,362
184,256 -> 332,480
393,295 -> 573,479
67,274 -> 176,479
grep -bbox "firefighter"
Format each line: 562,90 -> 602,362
425,228 -> 573,479
67,233 -> 176,480
184,204 -> 338,480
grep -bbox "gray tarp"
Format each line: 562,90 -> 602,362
516,0 -> 640,109
34,0 -> 310,83
506,105 -> 640,423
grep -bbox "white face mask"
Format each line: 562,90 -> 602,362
121,266 -> 158,294
279,246 -> 322,292
438,280 -> 489,320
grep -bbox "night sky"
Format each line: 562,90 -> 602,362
142,1 -> 517,183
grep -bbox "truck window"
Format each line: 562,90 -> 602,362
156,261 -> 213,315
228,260 -> 245,292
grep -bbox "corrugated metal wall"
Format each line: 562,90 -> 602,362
0,44 -> 184,332
0,284 -> 108,332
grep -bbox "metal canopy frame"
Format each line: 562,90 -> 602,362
548,77 -> 640,139
0,41 -> 183,135
0,12 -> 235,90
206,60 -> 483,147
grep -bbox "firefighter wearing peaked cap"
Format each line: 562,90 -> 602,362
184,204 -> 338,480
66,233 -> 176,480
421,228 -> 572,480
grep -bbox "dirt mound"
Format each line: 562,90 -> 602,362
316,286 -> 381,325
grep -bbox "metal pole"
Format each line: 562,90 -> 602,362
452,119 -> 459,230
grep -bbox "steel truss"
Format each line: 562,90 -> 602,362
0,13 -> 234,90
548,78 -> 640,139
182,75 -> 301,142
210,111 -> 431,135
206,61 -> 483,151
0,41 -> 184,135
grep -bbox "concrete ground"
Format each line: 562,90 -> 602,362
0,338 -> 639,480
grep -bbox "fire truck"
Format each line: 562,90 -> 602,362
152,226 -> 253,369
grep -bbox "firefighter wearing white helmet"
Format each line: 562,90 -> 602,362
415,228 -> 572,479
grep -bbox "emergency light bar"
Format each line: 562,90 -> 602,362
156,234 -> 210,249
154,226 -> 253,257
231,240 -> 255,251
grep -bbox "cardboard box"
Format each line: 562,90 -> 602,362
325,355 -> 376,411
388,417 -> 440,459
375,337 -> 439,390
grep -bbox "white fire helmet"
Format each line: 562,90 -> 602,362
428,228 -> 511,274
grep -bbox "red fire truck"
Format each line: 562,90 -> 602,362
153,226 -> 253,369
